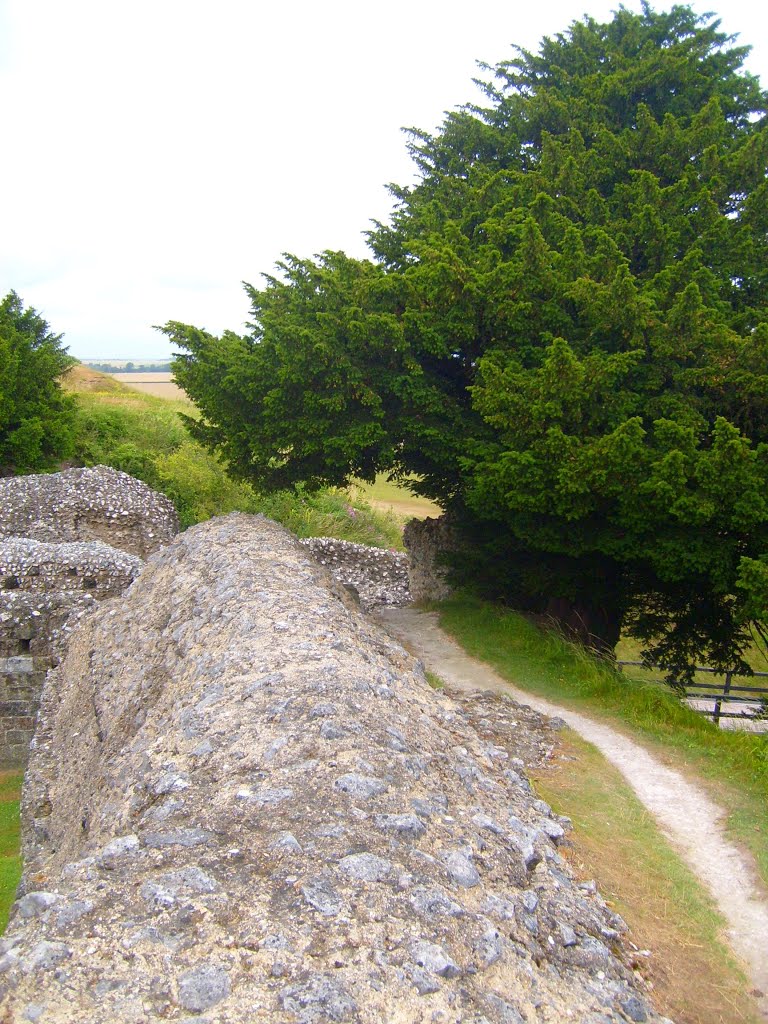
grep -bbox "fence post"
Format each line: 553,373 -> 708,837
712,671 -> 732,728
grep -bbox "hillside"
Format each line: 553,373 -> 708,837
60,363 -> 131,394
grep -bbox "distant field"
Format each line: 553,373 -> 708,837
81,360 -> 170,369
111,372 -> 186,399
349,477 -> 442,523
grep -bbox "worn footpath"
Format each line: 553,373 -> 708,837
376,606 -> 768,1021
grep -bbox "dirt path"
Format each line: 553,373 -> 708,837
375,606 -> 768,1019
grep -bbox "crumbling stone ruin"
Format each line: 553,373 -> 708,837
301,537 -> 410,609
0,538 -> 142,601
0,539 -> 141,768
1,514 -> 667,1023
0,465 -> 178,558
0,467 -> 179,766
403,515 -> 456,603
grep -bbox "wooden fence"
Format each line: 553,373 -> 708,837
616,661 -> 768,727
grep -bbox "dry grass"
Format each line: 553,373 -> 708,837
348,476 -> 442,524
534,732 -> 761,1024
110,372 -> 187,400
61,363 -> 128,393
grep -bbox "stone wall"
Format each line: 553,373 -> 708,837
403,515 -> 456,602
0,540 -> 144,768
0,514 -> 667,1024
0,655 -> 47,771
0,539 -> 143,600
300,537 -> 410,609
0,465 -> 179,559
0,592 -> 98,768
0,467 -> 178,768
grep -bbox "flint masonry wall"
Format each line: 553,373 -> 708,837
0,541 -> 143,768
300,537 -> 410,609
0,467 -> 178,767
1,514 -> 668,1024
0,466 -> 179,558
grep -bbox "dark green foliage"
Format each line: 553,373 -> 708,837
0,292 -> 76,474
162,4 -> 768,677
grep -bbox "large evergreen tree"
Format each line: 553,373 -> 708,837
164,4 -> 768,676
0,292 -> 76,475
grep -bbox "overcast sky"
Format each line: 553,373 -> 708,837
1,0 -> 766,360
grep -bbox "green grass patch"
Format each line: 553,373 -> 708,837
349,475 -> 442,523
435,594 -> 768,887
0,771 -> 23,932
534,733 -> 760,1024
425,670 -> 445,690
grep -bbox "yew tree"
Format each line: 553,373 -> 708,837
164,4 -> 768,676
0,292 -> 75,475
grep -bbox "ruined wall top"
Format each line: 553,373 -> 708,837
0,538 -> 142,600
1,513 -> 667,1023
300,536 -> 410,609
0,466 -> 178,558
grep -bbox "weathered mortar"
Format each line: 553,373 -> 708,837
1,514 -> 668,1024
300,536 -> 410,609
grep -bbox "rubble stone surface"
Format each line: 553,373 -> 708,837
2,514 -> 669,1023
0,465 -> 178,558
301,536 -> 410,609
403,516 -> 456,602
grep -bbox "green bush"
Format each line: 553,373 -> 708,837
71,390 -> 403,547
153,440 -> 260,527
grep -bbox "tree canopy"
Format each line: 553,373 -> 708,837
0,291 -> 76,475
163,3 -> 768,676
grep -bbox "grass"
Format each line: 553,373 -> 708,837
349,475 -> 442,524
425,670 -> 446,690
616,634 -> 768,707
62,365 -> 403,546
533,732 -> 760,1024
434,594 -> 768,889
0,771 -> 22,931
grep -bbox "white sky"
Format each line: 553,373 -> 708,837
1,0 -> 766,360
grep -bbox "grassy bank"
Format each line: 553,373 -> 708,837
534,733 -> 759,1024
435,595 -> 768,888
0,772 -> 22,931
64,367 -> 403,546
349,476 -> 442,525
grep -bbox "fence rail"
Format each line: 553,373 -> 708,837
616,661 -> 768,727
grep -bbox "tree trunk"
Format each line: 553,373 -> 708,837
545,596 -> 622,657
